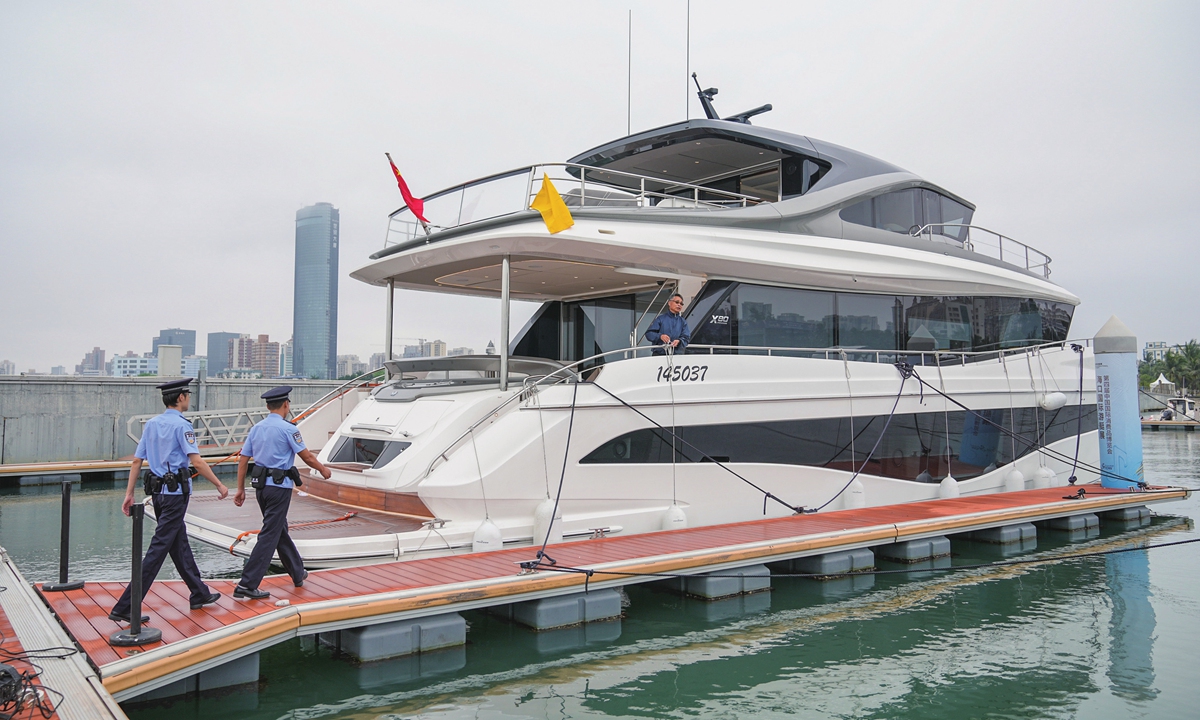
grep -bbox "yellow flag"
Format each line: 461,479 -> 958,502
529,173 -> 574,234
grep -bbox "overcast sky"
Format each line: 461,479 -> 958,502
2,1 -> 1197,372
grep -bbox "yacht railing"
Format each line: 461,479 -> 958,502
911,224 -> 1052,279
383,162 -> 762,248
418,338 -> 1091,479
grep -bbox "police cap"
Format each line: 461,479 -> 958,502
156,378 -> 193,395
261,386 -> 293,402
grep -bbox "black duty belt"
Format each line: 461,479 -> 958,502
144,470 -> 189,496
248,464 -> 302,489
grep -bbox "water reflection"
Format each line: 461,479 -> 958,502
1105,545 -> 1157,703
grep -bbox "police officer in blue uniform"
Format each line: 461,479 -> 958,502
645,293 -> 691,355
109,378 -> 229,624
232,386 -> 332,600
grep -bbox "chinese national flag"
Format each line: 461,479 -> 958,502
386,154 -> 429,224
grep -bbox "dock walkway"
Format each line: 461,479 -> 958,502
33,484 -> 1187,702
0,548 -> 127,719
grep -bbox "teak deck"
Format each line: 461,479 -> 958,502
34,485 -> 1190,701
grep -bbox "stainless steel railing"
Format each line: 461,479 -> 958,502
417,338 -> 1092,479
383,162 -> 763,248
911,223 -> 1052,278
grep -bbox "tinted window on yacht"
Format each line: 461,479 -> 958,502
685,282 -> 1074,353
581,403 -> 1097,482
782,157 -> 829,197
839,189 -> 975,240
328,436 -> 412,469
734,284 -> 834,349
511,290 -> 667,365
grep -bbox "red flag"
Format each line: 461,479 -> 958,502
386,153 -> 428,224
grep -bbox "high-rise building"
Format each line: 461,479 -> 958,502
0,359 -> 16,375
293,202 -> 339,379
279,338 -> 294,377
152,329 -> 196,358
206,332 -> 241,375
420,339 -> 447,358
50,366 -> 66,375
447,346 -> 474,356
369,352 -> 387,370
336,354 -> 368,378
75,347 -> 106,375
251,334 -> 280,378
230,334 -> 255,371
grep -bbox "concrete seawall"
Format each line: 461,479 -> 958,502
0,377 -> 343,464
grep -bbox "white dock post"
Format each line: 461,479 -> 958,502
1093,316 -> 1144,489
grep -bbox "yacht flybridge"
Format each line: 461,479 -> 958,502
184,86 -> 1097,568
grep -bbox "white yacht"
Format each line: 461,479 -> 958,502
184,87 -> 1098,568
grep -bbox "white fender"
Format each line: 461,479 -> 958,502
472,518 -> 503,553
938,474 -> 960,498
1032,466 -> 1057,489
843,479 -> 866,509
533,498 -> 562,547
1005,469 -> 1025,492
1040,392 -> 1068,411
661,504 -> 688,531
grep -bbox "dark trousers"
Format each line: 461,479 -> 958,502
238,485 -> 303,590
112,493 -> 210,615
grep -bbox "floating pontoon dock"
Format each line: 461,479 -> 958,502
0,548 -> 127,719
14,484 -> 1183,705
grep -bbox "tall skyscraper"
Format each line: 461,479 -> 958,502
206,332 -> 241,374
152,328 -> 196,358
293,202 -> 339,379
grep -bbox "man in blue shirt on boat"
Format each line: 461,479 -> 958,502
232,386 -> 332,600
645,293 -> 690,355
109,378 -> 229,624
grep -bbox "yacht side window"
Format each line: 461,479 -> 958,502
328,436 -> 412,469
840,189 -> 974,240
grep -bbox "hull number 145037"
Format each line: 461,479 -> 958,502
656,365 -> 709,382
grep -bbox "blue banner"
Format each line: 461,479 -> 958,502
1094,352 -> 1144,489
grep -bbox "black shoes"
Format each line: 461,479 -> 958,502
108,611 -> 150,624
190,592 -> 221,610
294,570 -> 308,588
233,585 -> 270,600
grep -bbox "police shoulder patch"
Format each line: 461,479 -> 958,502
293,431 -> 304,444
185,430 -> 196,444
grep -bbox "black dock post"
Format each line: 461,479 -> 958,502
109,503 -> 162,646
41,479 -> 85,592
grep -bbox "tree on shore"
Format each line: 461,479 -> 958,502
1139,340 -> 1200,394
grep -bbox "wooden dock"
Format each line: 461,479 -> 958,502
1142,419 -> 1198,431
28,484 -> 1187,703
0,459 -> 132,479
0,548 -> 127,718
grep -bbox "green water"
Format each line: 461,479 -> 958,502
2,432 -> 1198,719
